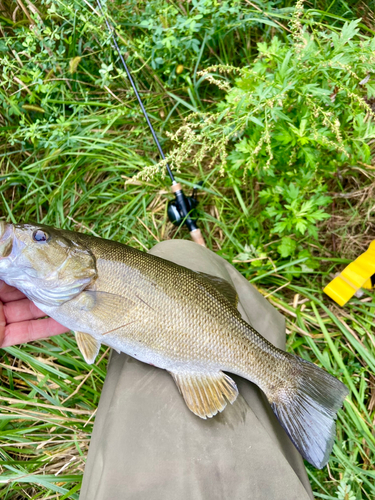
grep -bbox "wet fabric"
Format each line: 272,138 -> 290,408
79,240 -> 314,500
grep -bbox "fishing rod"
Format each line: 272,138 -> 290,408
95,0 -> 206,247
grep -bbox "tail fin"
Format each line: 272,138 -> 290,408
270,357 -> 348,469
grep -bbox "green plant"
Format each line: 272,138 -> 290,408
140,15 -> 375,260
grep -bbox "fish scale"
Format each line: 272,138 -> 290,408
83,238 -> 270,374
0,221 -> 349,469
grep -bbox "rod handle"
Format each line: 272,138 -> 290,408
190,228 -> 206,247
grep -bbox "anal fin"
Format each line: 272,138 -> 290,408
75,331 -> 101,365
170,370 -> 238,419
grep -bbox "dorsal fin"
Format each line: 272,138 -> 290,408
194,272 -> 238,307
170,370 -> 239,419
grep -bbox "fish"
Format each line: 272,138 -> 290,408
0,221 -> 348,469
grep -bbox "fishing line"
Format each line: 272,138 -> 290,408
95,0 -> 206,246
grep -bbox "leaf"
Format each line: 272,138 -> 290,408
247,115 -> 264,127
295,220 -> 307,234
236,138 -> 252,153
234,252 -> 251,261
366,83 -> 375,99
277,237 -> 297,258
301,84 -> 331,97
308,209 -> 331,221
314,195 -> 332,206
299,119 -> 307,136
271,109 -> 292,122
245,17 -> 281,30
272,220 -> 289,233
300,199 -> 314,215
274,129 -> 293,145
279,50 -> 292,78
339,20 -> 361,45
286,184 -> 299,200
300,264 -> 314,273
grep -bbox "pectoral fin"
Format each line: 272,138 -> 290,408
75,290 -> 136,314
170,370 -> 238,419
75,331 -> 101,365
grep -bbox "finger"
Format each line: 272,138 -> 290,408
3,298 -> 47,323
0,281 -> 26,303
0,301 -> 5,348
0,318 -> 70,348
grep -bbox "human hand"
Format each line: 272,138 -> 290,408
0,280 -> 69,348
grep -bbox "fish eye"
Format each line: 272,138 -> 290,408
32,229 -> 50,243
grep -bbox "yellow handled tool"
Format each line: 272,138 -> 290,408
324,241 -> 375,306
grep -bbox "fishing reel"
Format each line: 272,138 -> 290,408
167,181 -> 205,246
167,182 -> 202,226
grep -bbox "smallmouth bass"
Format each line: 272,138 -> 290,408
0,222 -> 348,469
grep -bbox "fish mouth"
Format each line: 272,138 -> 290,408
0,222 -> 14,259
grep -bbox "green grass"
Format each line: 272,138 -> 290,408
1,0 -> 375,498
